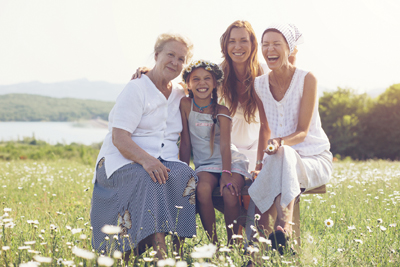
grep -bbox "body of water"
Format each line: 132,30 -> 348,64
0,121 -> 109,145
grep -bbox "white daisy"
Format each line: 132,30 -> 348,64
33,255 -> 52,263
324,218 -> 334,227
97,256 -> 114,267
101,225 -> 121,234
72,246 -> 96,260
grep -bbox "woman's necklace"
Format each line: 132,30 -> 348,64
269,70 -> 294,96
269,73 -> 286,95
193,98 -> 213,113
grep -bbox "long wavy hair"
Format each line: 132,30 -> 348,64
220,20 -> 263,123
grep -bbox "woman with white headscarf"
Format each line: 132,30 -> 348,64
248,23 -> 333,254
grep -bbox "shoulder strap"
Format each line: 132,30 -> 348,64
216,114 -> 232,120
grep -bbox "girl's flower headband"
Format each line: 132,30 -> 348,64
182,60 -> 224,84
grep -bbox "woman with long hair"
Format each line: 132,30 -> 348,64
218,20 -> 267,173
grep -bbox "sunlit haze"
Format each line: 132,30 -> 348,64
1,0 -> 399,93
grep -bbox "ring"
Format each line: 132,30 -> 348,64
153,170 -> 158,173
227,183 -> 232,187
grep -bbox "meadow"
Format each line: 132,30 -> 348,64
1,159 -> 399,266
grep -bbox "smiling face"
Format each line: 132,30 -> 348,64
154,40 -> 188,81
187,68 -> 216,100
261,31 -> 290,70
227,27 -> 252,65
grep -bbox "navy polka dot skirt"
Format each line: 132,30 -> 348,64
91,158 -> 197,252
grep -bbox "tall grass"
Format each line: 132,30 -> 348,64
0,139 -> 100,165
1,159 -> 399,266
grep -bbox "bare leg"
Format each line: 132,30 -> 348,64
196,172 -> 219,243
256,204 -> 277,237
173,236 -> 185,258
274,194 -> 295,234
152,232 -> 167,259
222,173 -> 245,244
124,234 -> 154,265
247,203 -> 277,267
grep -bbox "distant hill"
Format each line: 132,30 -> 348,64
0,79 -> 385,102
0,79 -> 125,102
0,94 -> 114,121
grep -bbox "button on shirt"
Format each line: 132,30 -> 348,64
255,68 -> 330,157
93,75 -> 185,182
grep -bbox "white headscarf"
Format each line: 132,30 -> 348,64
263,23 -> 304,55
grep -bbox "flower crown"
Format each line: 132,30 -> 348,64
182,60 -> 224,84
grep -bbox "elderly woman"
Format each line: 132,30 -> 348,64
132,21 -> 297,173
90,33 -> 197,260
249,24 -> 333,254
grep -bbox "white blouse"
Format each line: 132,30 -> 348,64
93,75 -> 185,182
222,63 -> 269,171
254,68 -> 330,157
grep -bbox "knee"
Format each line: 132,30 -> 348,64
222,191 -> 240,207
196,183 -> 213,203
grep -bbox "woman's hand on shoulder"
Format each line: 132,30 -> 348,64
141,156 -> 171,184
131,66 -> 151,80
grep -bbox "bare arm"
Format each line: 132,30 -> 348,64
265,72 -> 317,154
178,98 -> 192,165
255,95 -> 271,171
217,106 -> 238,196
112,128 -> 170,184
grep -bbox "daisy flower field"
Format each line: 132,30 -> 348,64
0,159 -> 399,266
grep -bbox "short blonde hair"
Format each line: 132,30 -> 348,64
154,33 -> 194,63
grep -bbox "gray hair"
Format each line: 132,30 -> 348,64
154,33 -> 194,63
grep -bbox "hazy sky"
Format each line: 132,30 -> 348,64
1,0 -> 399,93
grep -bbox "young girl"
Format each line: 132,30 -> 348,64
179,60 -> 251,244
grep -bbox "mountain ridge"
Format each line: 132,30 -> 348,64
0,79 -> 388,101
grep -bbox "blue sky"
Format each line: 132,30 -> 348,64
1,0 -> 399,93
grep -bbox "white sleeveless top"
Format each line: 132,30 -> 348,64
254,68 -> 330,157
230,104 -> 260,171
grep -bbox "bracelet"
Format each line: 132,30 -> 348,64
221,170 -> 232,176
279,138 -> 285,146
256,160 -> 263,165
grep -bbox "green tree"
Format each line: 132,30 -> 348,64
319,88 -> 372,158
358,84 -> 400,159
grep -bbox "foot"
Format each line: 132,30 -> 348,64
268,227 -> 288,255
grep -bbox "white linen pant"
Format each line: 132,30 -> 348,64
248,145 -> 333,214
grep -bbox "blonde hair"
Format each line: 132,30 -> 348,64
154,33 -> 194,63
220,20 -> 263,123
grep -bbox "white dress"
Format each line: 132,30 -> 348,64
221,64 -> 268,172
248,68 -> 333,213
231,104 -> 260,172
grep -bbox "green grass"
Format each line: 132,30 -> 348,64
1,159 -> 399,266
